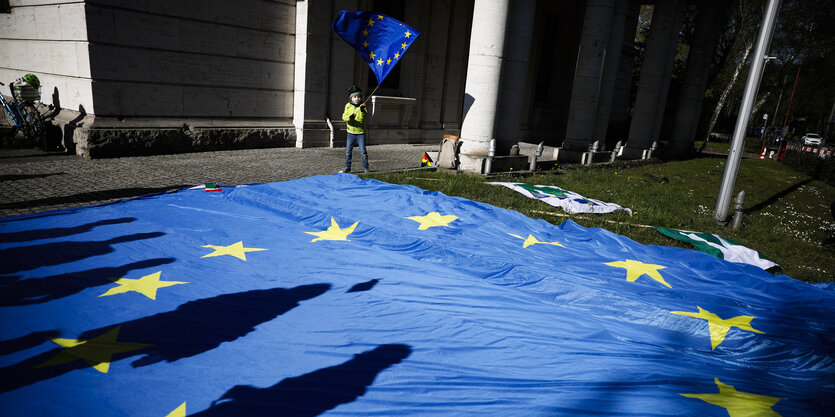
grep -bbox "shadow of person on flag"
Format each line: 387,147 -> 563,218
0,232 -> 165,275
0,258 -> 176,306
0,217 -> 136,243
191,344 -> 411,416
0,330 -> 60,356
346,278 -> 379,293
0,284 -> 330,394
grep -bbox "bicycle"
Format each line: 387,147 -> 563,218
0,78 -> 50,150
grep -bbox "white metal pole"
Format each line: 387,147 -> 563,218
714,0 -> 782,223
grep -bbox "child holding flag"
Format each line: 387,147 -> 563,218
340,85 -> 369,174
331,10 -> 420,173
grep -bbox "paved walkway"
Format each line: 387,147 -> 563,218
0,144 -> 429,218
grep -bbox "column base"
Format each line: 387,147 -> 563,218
458,153 -> 529,174
619,145 -> 653,160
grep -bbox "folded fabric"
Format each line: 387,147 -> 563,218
487,182 -> 632,215
656,226 -> 779,271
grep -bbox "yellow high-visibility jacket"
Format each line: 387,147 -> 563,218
342,102 -> 367,134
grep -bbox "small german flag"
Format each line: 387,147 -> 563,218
421,152 -> 433,167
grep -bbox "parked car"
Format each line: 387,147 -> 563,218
802,133 -> 822,146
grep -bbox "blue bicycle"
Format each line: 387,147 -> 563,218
1,74 -> 49,150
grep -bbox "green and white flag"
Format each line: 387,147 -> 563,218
487,182 -> 632,215
655,227 -> 778,271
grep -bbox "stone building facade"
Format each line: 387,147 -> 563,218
1,0 -> 720,168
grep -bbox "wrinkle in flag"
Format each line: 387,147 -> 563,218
1,175 -> 833,416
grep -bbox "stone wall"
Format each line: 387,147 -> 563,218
84,0 -> 296,121
74,126 -> 295,158
0,0 -> 92,112
3,0 -> 475,156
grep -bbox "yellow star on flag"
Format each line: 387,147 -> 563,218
362,29 -> 369,37
394,52 -> 400,59
508,233 -> 565,248
377,58 -> 384,66
377,15 -> 384,20
35,326 -> 150,374
367,18 -> 374,26
406,212 -> 458,230
363,41 -> 369,48
99,271 -> 187,300
386,58 -> 392,65
672,306 -> 764,350
401,42 -> 407,49
681,378 -> 783,417
165,402 -> 187,417
369,51 -> 376,59
306,217 -> 358,242
405,30 -> 411,38
201,241 -> 267,261
604,259 -> 671,288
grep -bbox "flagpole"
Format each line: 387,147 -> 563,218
714,0 -> 781,223
363,83 -> 381,106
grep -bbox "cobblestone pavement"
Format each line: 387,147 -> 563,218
0,144 -> 430,218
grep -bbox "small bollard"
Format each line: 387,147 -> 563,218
647,141 -> 658,159
530,141 -> 544,171
610,140 -> 623,163
583,140 -> 600,165
484,139 -> 496,175
731,190 -> 745,229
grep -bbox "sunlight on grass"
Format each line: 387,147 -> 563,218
369,157 -> 834,283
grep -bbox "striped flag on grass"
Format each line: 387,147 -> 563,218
655,227 -> 779,271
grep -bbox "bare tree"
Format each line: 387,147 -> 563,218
701,39 -> 754,149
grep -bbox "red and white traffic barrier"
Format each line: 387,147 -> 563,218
765,142 -> 831,158
801,146 -> 833,157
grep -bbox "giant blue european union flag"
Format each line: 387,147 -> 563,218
332,11 -> 420,85
1,175 -> 833,416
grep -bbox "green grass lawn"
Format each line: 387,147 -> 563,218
366,156 -> 835,283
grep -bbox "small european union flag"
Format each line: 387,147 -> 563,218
332,11 -> 420,85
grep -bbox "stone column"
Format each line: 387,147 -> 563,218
458,0 -> 511,172
494,0 -> 536,153
416,0 -> 451,137
402,0 -> 431,132
608,3 -> 640,138
668,1 -> 723,158
440,0 -> 473,130
564,0 -> 617,147
649,7 -> 685,143
625,0 -> 684,157
592,0 -> 629,144
293,0 -> 331,148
